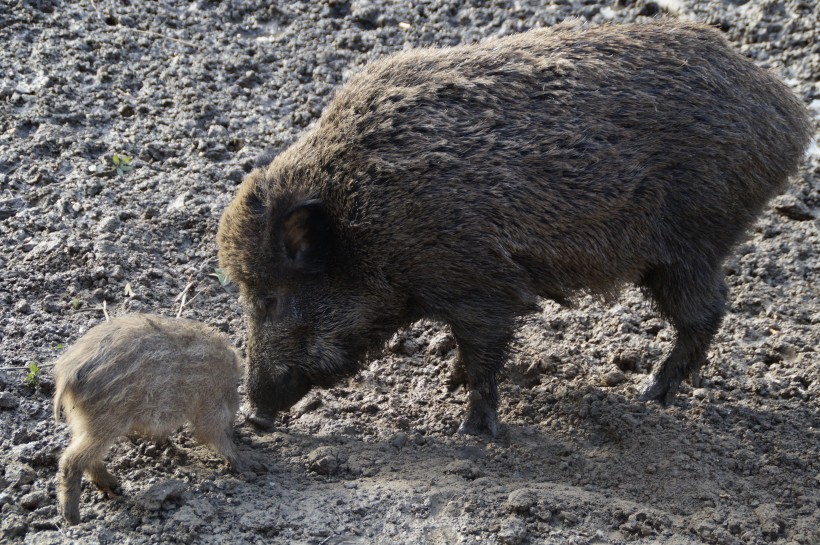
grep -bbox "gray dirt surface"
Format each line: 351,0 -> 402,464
1,0 -> 818,544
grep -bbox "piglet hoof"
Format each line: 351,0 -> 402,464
244,409 -> 276,431
457,394 -> 498,437
59,503 -> 80,526
637,375 -> 680,406
91,476 -> 121,499
228,456 -> 248,475
97,484 -> 122,500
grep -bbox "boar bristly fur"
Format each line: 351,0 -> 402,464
217,20 -> 811,436
53,314 -> 245,525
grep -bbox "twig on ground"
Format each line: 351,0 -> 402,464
176,281 -> 196,318
0,364 -> 56,371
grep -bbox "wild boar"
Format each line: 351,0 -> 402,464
53,314 -> 245,524
217,20 -> 811,437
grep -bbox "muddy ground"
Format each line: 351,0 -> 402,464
1,0 -> 818,544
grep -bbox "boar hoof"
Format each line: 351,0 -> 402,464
457,397 -> 498,437
637,375 -> 680,406
245,410 -> 276,431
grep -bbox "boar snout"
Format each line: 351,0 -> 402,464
244,363 -> 312,430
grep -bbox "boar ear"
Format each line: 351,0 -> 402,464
281,200 -> 331,273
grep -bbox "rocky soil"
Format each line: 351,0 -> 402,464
1,0 -> 818,544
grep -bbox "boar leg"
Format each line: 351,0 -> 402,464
192,414 -> 246,473
451,320 -> 514,437
639,265 -> 727,404
57,433 -> 113,525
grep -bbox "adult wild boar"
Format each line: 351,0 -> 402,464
217,20 -> 811,436
53,314 -> 245,524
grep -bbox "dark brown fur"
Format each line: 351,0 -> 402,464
53,314 -> 245,524
217,20 -> 811,436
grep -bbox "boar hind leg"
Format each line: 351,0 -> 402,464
193,414 -> 246,473
58,434 -> 113,525
639,265 -> 728,404
451,320 -> 515,437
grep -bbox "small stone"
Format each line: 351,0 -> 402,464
97,216 -> 121,233
390,432 -> 408,450
0,197 -> 24,220
427,332 -> 456,356
603,369 -> 626,387
505,488 -> 538,514
137,479 -> 187,511
0,392 -> 19,409
6,462 -> 36,487
14,300 -> 30,314
239,508 -> 279,532
170,505 -> 206,531
108,264 -> 125,281
207,124 -> 227,137
292,394 -> 322,417
20,491 -> 49,510
167,193 -> 188,212
610,349 -> 641,371
227,168 -> 245,184
388,334 -> 417,356
692,388 -> 710,399
306,446 -> 344,476
498,517 -> 527,544
42,298 -> 62,314
400,339 -> 418,356
772,194 -> 814,221
444,459 -> 482,479
0,514 -> 27,540
559,510 -> 579,524
754,503 -> 783,540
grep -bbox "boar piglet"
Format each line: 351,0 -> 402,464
218,20 -> 811,437
53,313 -> 245,524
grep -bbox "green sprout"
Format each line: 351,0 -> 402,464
25,362 -> 41,388
71,297 -> 81,310
209,268 -> 231,287
88,153 -> 135,176
112,154 -> 133,176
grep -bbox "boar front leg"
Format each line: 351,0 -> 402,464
450,319 -> 514,438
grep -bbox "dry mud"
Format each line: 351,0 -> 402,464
1,1 -> 818,544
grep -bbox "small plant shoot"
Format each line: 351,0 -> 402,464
25,362 -> 40,388
88,153 -> 135,177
